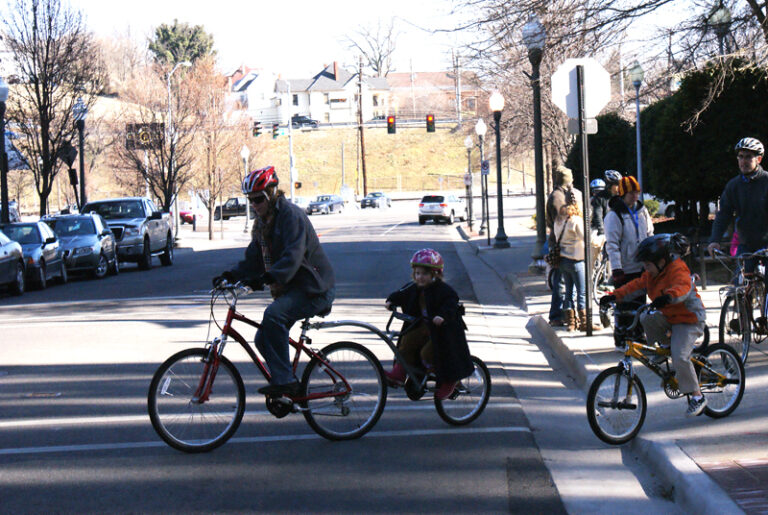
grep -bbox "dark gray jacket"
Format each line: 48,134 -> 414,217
710,167 -> 768,250
230,196 -> 335,295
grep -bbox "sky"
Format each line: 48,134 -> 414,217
68,0 -> 469,78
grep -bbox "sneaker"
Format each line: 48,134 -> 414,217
258,381 -> 301,397
435,381 -> 458,400
686,395 -> 707,417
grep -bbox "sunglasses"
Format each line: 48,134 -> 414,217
248,194 -> 268,205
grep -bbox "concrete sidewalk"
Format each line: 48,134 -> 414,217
455,195 -> 768,514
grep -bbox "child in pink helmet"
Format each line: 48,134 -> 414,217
384,248 -> 474,400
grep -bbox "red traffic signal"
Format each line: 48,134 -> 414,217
272,123 -> 279,139
387,115 -> 396,134
426,114 -> 435,133
252,121 -> 261,137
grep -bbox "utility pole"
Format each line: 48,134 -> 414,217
288,81 -> 296,201
358,55 -> 368,197
453,50 -> 462,125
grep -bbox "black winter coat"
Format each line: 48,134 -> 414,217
386,280 -> 474,383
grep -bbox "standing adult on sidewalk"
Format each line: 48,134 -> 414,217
707,138 -> 768,277
545,166 -> 582,326
604,176 -> 654,290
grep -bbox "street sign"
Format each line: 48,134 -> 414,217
464,173 -> 472,186
551,58 -> 611,119
567,117 -> 598,135
481,160 -> 490,176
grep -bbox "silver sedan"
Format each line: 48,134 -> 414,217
45,214 -> 119,279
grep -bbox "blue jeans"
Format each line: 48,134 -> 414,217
255,287 -> 335,385
549,267 -> 565,322
560,258 -> 586,311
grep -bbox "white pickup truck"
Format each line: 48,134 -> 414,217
81,197 -> 173,269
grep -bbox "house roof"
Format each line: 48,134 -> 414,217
233,72 -> 258,92
276,63 -> 390,93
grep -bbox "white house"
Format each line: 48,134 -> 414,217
230,62 -> 390,125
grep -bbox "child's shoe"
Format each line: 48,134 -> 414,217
384,363 -> 407,386
435,381 -> 457,400
686,395 -> 707,417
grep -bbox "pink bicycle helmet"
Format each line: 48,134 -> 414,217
242,166 -> 279,195
410,248 -> 444,272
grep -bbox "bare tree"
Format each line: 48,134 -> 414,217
345,18 -> 399,77
1,0 -> 106,215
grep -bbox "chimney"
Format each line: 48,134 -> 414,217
333,61 -> 338,80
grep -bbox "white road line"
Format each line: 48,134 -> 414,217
381,221 -> 406,236
0,402 -> 522,429
0,425 -> 531,456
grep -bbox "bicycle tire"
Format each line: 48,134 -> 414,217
719,294 -> 751,363
698,343 -> 745,418
434,355 -> 491,426
148,348 -> 245,453
301,341 -> 386,441
586,366 -> 647,445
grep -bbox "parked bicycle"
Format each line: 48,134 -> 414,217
147,281 -> 387,453
592,243 -> 613,326
587,302 -> 744,445
714,248 -> 768,363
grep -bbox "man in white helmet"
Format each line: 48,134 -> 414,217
708,137 -> 768,277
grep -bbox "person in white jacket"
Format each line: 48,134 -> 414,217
604,176 -> 654,290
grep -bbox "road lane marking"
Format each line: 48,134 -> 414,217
381,221 -> 406,236
0,402 -> 522,429
0,425 -> 531,456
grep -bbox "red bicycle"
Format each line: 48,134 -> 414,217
147,281 -> 387,453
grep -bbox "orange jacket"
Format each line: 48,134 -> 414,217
614,258 -> 706,325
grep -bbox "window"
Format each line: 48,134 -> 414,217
293,94 -> 299,106
466,98 -> 476,110
324,93 -> 329,105
373,95 -> 379,107
324,113 -> 330,123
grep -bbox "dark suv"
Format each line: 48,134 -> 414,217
214,197 -> 255,221
291,115 -> 319,129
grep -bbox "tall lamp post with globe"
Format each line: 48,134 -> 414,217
475,118 -> 487,236
523,14 -> 547,260
73,97 -> 87,207
489,91 -> 510,248
0,77 -> 8,224
464,135 -> 474,232
708,2 -> 731,56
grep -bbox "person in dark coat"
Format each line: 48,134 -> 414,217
213,166 -> 335,398
384,248 -> 474,400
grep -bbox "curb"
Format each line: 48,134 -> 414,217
525,315 -> 590,389
630,437 -> 744,514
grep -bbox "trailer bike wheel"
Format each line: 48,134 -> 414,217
148,348 -> 245,453
586,366 -> 647,445
719,294 -> 751,363
698,344 -> 745,418
301,341 -> 387,441
434,355 -> 491,426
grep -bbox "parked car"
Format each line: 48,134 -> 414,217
361,191 -> 391,209
214,197 -> 254,221
0,229 -> 25,295
44,214 -> 119,278
644,193 -> 717,218
307,194 -> 344,215
0,221 -> 67,289
292,196 -> 311,210
418,194 -> 467,225
291,115 -> 319,129
81,197 -> 173,270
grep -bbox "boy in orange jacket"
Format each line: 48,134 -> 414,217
600,234 -> 708,417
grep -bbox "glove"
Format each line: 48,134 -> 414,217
612,269 -> 625,286
599,294 -> 616,308
212,271 -> 236,288
650,294 -> 672,309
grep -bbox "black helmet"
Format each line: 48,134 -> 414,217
635,233 -> 690,263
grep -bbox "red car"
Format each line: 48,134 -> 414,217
180,211 -> 196,224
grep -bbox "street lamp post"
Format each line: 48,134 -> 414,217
241,145 -> 250,233
167,61 -> 192,238
464,135 -> 474,232
73,97 -> 87,208
0,77 -> 8,224
628,60 -> 645,194
523,14 -> 547,260
708,2 -> 732,56
475,118 -> 487,236
489,91 -> 510,248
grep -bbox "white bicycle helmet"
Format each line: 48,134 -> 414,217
603,170 -> 622,185
735,137 -> 764,156
590,178 -> 606,191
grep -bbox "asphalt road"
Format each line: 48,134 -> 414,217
0,202 -> 565,513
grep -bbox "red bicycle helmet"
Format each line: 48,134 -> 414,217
410,248 -> 444,272
242,166 -> 279,195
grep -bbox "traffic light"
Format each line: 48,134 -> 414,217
387,115 -> 396,134
426,114 -> 435,133
252,121 -> 261,137
272,123 -> 279,139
